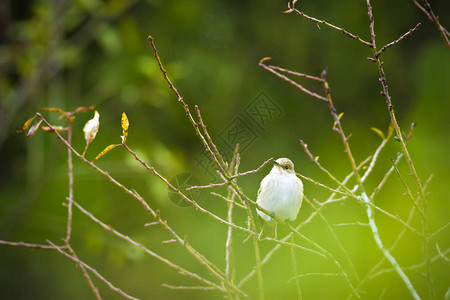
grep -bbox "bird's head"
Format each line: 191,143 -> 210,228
273,158 -> 295,174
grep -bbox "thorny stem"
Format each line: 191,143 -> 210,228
366,1 -> 425,298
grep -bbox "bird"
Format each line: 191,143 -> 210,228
256,158 -> 303,239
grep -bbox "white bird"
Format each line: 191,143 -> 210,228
256,158 -> 303,238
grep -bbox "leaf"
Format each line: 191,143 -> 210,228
83,110 -> 100,144
333,113 -> 344,129
370,127 -> 385,140
388,123 -> 394,137
42,107 -> 66,113
19,115 -> 37,133
26,120 -> 42,137
40,126 -> 67,132
314,156 -> 319,162
121,112 -> 129,143
73,105 -> 95,114
92,144 -> 120,162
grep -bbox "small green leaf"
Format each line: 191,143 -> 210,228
370,127 -> 385,140
388,123 -> 394,138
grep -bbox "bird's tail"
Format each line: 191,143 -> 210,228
259,219 -> 277,239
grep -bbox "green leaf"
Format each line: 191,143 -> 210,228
370,127 -> 385,140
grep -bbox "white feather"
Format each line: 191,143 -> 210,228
256,159 -> 303,222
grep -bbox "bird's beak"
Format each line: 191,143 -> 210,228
273,160 -> 279,166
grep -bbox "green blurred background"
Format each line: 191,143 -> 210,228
0,0 -> 449,299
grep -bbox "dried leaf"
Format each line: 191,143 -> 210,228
42,107 -> 66,113
92,144 -> 120,162
121,112 -> 129,143
40,126 -> 67,132
26,120 -> 42,137
83,110 -> 100,145
19,115 -> 37,133
73,106 -> 95,114
370,127 -> 385,140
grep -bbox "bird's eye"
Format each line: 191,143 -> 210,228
285,166 -> 289,169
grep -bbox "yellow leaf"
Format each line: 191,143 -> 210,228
388,123 -> 394,137
73,105 -> 95,114
121,112 -> 129,143
40,126 -> 67,132
92,144 -> 120,162
19,115 -> 37,133
370,127 -> 385,140
42,107 -> 66,113
314,156 -> 319,162
333,113 -> 344,129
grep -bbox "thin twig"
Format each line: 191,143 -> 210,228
69,198 -> 224,291
259,58 -> 328,102
162,284 -> 216,290
290,233 -> 303,300
66,244 -> 102,300
286,6 -> 372,47
376,23 -> 421,57
0,240 -> 66,249
47,240 -> 139,300
412,0 -> 450,49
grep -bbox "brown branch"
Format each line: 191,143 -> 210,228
413,0 -> 450,49
47,240 -> 139,300
376,23 -> 421,57
0,240 -> 67,249
259,58 -> 328,102
286,7 -> 373,48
